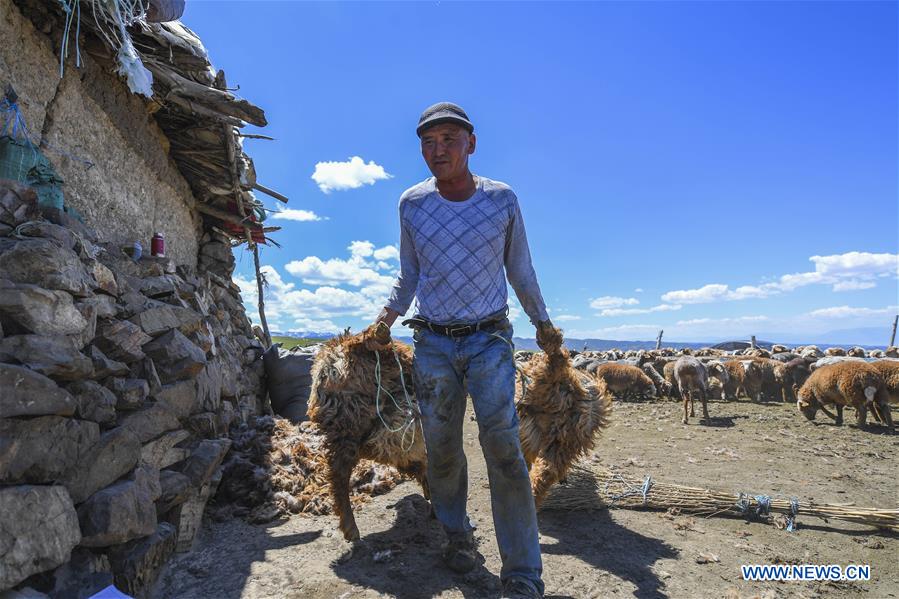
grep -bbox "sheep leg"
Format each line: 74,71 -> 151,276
689,390 -> 695,417
682,392 -> 689,424
879,403 -> 894,430
700,388 -> 710,423
529,455 -> 557,507
855,404 -> 867,428
326,442 -> 361,541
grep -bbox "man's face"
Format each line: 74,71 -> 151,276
420,123 -> 476,180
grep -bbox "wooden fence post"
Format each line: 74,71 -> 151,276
656,330 -> 664,350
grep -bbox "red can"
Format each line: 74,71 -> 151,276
151,232 -> 165,257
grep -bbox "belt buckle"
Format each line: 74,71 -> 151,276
448,324 -> 472,338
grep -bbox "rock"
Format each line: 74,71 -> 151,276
140,429 -> 190,470
154,379 -> 198,420
0,280 -> 88,337
0,239 -> 95,297
178,439 -> 231,489
12,221 -> 77,250
0,416 -> 99,483
35,548 -> 113,599
185,412 -> 219,439
93,319 -> 152,364
130,357 -> 162,396
0,486 -> 81,590
0,363 -> 75,418
155,471 -> 193,515
107,522 -> 177,598
77,464 -> 161,547
0,335 -> 93,381
140,275 -> 177,299
188,321 -> 216,355
196,362 -> 223,413
118,403 -> 181,443
142,329 -> 206,384
62,427 -> 142,504
104,377 -> 149,411
0,180 -> 39,226
85,345 -> 130,379
66,380 -> 117,426
164,467 -> 222,552
128,305 -> 203,338
87,260 -> 118,296
39,207 -> 98,243
72,299 -> 98,349
199,241 -> 233,264
77,295 -> 118,319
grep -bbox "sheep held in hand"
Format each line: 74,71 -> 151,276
593,363 -> 657,399
795,361 -> 893,429
308,323 -> 429,541
673,356 -> 709,425
516,325 -> 612,506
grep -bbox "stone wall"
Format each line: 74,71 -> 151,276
0,0 -> 201,267
0,183 -> 267,597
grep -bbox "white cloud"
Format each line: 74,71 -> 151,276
660,251 -> 898,304
807,305 -> 899,319
373,245 -> 399,261
270,207 -> 325,222
634,288 -> 644,293
599,304 -> 682,317
554,314 -> 582,321
284,240 -> 398,287
311,156 -> 392,193
675,316 -> 769,326
831,280 -> 877,292
589,296 -> 640,309
567,323 -> 662,339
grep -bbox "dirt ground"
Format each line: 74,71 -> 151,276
154,397 -> 898,599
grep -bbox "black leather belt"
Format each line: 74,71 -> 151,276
402,314 -> 506,338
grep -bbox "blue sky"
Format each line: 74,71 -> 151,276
183,1 -> 898,342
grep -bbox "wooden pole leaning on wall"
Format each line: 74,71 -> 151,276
890,315 -> 898,348
655,330 -> 664,350
252,242 -> 272,348
750,335 -> 757,349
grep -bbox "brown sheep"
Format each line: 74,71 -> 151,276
593,363 -> 657,399
870,360 -> 899,405
673,356 -> 709,424
775,357 -> 812,403
516,325 -> 612,505
825,347 -> 847,357
662,360 -> 680,400
722,360 -> 745,400
796,361 -> 893,429
847,346 -> 867,358
308,323 -> 429,541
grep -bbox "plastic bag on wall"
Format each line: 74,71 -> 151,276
0,138 -> 65,211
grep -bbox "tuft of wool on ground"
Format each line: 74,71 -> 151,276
213,416 -> 404,522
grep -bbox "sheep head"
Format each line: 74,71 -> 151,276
795,386 -> 819,421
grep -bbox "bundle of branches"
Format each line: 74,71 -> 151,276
214,416 -> 405,523
542,463 -> 899,533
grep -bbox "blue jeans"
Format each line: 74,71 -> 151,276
411,319 -> 544,594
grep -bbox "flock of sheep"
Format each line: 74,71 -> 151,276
546,344 -> 899,428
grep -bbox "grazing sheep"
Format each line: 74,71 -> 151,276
770,352 -> 799,363
673,356 -> 709,424
847,346 -> 867,358
662,360 -> 680,400
308,323 -> 429,541
825,347 -> 847,357
706,362 -> 730,400
593,363 -> 657,399
886,346 -> 899,358
796,361 -> 893,429
799,345 -> 824,360
869,350 -> 886,359
516,325 -> 612,505
641,363 -> 672,397
722,360 -> 745,400
771,344 -> 789,354
810,356 -> 865,371
870,360 -> 899,405
775,357 -> 813,403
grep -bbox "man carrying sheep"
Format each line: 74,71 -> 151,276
373,102 -> 554,599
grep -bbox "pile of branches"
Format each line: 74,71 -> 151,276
542,463 -> 899,533
214,416 -> 404,523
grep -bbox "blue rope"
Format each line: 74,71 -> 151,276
786,498 -> 800,532
754,495 -> 771,519
1,97 -> 93,169
605,473 -> 653,507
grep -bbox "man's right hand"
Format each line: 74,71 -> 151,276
374,306 -> 400,328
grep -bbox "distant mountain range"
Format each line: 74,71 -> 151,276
273,326 -> 892,350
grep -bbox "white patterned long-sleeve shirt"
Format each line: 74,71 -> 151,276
385,176 -> 549,326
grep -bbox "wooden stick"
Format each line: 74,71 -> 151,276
253,182 -> 289,204
890,315 -> 898,348
253,243 -> 272,348
656,330 -> 664,350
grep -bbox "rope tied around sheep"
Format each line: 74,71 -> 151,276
373,348 -> 420,452
604,472 -> 653,507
